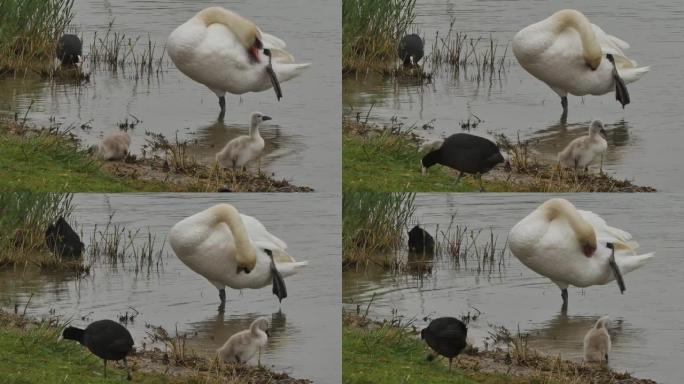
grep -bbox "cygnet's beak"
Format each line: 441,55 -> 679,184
262,115 -> 272,122
599,128 -> 608,140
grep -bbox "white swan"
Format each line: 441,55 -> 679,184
508,198 -> 653,309
216,111 -> 270,171
167,7 -> 310,119
583,316 -> 611,363
91,131 -> 131,161
558,120 -> 608,171
169,204 -> 307,311
513,9 -> 649,120
217,317 -> 269,365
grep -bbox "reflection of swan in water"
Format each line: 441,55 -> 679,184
186,310 -> 290,355
186,119 -> 305,170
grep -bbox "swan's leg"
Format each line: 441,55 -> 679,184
218,96 -> 226,120
124,357 -> 132,381
600,155 -> 604,174
258,347 -> 262,367
218,288 -> 226,312
561,288 -> 568,311
560,96 -> 568,122
607,54 -> 630,108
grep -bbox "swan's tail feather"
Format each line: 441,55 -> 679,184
616,252 -> 654,274
274,62 -> 310,83
274,261 -> 308,276
619,66 -> 649,84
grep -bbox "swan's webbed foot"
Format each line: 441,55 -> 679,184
606,54 -> 630,109
561,288 -> 568,311
263,49 -> 282,101
266,250 -> 287,302
218,288 -> 226,312
607,243 -> 626,294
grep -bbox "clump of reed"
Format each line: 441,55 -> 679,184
428,19 -> 509,82
87,21 -> 166,78
0,0 -> 75,75
436,216 -> 507,274
0,192 -> 77,268
343,192 -> 416,267
343,0 -> 417,73
86,213 -> 165,276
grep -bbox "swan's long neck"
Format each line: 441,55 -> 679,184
594,316 -> 610,329
250,318 -> 267,336
211,204 -> 256,269
196,7 -> 260,50
550,9 -> 602,69
249,121 -> 261,139
542,198 -> 596,246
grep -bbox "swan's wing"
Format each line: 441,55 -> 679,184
259,30 -> 287,50
579,210 -> 639,250
591,24 -> 637,68
241,214 -> 288,250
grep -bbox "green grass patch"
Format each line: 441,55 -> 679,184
343,130 -> 514,192
0,319 -> 168,384
0,126 -> 167,192
343,323 -> 531,384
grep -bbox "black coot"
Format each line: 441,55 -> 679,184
45,216 -> 84,259
398,34 -> 424,66
421,133 -> 505,191
421,317 -> 468,371
61,319 -> 134,380
408,225 -> 434,254
56,34 -> 82,67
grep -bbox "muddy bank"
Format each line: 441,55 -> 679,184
343,119 -> 656,192
343,311 -> 655,384
0,310 -> 311,384
0,117 -> 313,192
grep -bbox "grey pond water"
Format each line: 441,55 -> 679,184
0,194 -> 341,383
343,194 -> 684,384
0,0 -> 341,191
343,0 -> 684,191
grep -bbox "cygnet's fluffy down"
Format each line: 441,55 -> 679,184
558,120 -> 608,170
583,316 -> 611,363
217,317 -> 269,364
216,112 -> 270,170
93,131 -> 131,161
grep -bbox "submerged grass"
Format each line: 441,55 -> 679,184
342,0 -> 416,74
342,191 -> 415,267
0,0 -> 74,75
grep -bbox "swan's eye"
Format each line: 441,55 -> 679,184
264,249 -> 273,256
